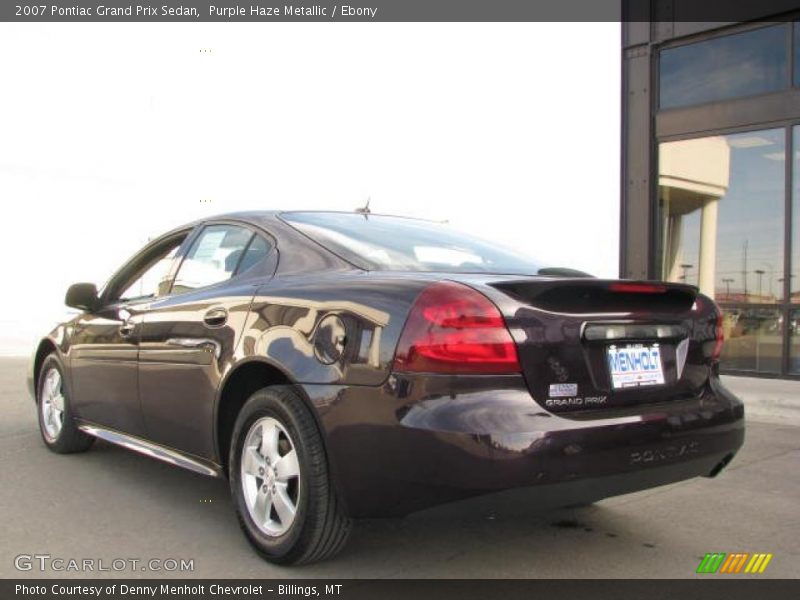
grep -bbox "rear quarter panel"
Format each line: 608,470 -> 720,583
236,274 -> 431,385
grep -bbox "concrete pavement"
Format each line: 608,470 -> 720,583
722,374 -> 800,427
1,358 -> 798,578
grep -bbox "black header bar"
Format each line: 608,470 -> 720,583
2,0 -> 800,23
4,579 -> 800,600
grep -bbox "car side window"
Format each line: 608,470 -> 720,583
236,235 -> 272,275
171,225 -> 253,295
119,242 -> 183,303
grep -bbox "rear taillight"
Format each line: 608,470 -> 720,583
393,281 -> 520,374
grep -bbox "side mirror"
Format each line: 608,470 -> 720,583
65,283 -> 99,311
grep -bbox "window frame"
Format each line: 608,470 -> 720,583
99,219 -> 277,309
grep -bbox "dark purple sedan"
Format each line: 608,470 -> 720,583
28,211 -> 744,564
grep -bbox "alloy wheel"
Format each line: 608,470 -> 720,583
240,416 -> 301,536
40,368 -> 65,441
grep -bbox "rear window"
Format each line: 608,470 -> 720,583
280,212 -> 548,275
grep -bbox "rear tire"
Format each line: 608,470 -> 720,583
36,354 -> 94,454
228,385 -> 351,564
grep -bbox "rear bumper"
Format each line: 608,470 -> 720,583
412,451 -> 734,518
305,374 -> 744,518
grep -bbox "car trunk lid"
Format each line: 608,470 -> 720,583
467,277 -> 719,415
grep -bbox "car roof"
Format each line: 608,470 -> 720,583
203,210 -> 442,226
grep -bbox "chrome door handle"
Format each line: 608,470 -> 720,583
203,307 -> 228,327
166,337 -> 221,359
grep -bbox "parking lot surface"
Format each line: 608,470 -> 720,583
1,358 -> 798,578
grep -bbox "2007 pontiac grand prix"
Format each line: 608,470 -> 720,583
28,211 -> 744,564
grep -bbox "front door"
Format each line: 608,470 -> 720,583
69,303 -> 145,435
69,232 -> 188,436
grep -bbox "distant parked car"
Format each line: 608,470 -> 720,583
28,211 -> 744,564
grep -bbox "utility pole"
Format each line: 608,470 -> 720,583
722,277 -> 734,300
680,263 -> 693,282
755,269 -> 765,301
742,240 -> 748,300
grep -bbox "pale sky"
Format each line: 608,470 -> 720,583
0,22 -> 620,355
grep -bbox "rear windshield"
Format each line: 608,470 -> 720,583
280,211 -> 551,275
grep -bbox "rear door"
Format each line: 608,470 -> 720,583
137,223 -> 276,458
69,232 -> 188,435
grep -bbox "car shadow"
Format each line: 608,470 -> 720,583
64,440 -> 671,578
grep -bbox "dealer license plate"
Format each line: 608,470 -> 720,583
606,343 -> 665,389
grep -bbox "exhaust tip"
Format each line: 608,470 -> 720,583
706,452 -> 735,478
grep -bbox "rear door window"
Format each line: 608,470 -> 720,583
171,225 -> 253,295
236,235 -> 272,275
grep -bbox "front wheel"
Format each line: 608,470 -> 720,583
36,354 -> 94,454
228,385 -> 351,564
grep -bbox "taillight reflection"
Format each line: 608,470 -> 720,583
694,295 -> 725,362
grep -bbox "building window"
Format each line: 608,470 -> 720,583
793,127 -> 800,375
795,22 -> 800,86
659,24 -> 788,109
793,126 -> 800,303
721,307 -> 783,373
791,309 -> 800,374
659,129 -> 785,306
659,128 -> 787,374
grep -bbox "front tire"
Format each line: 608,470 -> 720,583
229,385 -> 351,564
36,354 -> 94,454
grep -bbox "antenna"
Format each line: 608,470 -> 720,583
355,196 -> 371,216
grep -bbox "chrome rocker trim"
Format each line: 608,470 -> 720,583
77,422 -> 222,478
